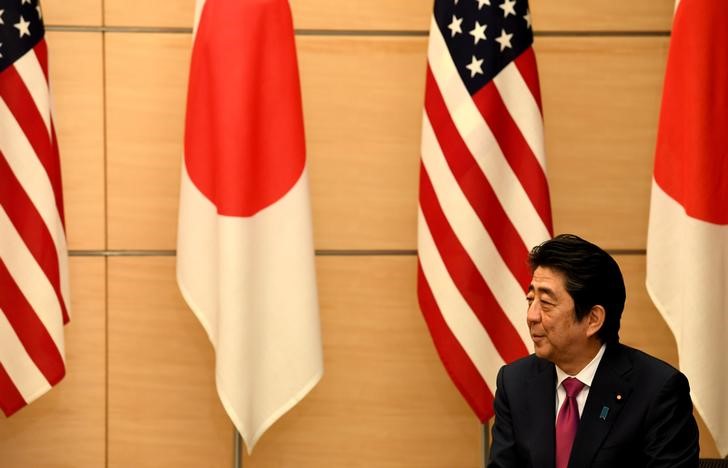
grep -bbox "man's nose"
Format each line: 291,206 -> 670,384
526,301 -> 540,325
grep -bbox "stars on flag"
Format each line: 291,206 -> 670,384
495,29 -> 513,51
466,55 -> 484,77
14,15 -> 31,37
469,21 -> 487,44
448,15 -> 464,37
1,1 -> 46,73
499,0 -> 517,18
439,0 -> 534,84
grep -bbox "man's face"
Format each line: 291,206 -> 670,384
526,266 -> 592,369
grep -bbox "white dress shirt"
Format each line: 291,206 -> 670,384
554,343 -> 606,422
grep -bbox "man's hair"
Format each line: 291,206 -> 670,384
528,234 -> 626,343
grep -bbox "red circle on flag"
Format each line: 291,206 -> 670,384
183,0 -> 306,217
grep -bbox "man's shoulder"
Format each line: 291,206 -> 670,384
607,342 -> 685,385
499,353 -> 552,379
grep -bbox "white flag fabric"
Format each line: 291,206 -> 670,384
177,0 -> 323,451
646,0 -> 728,457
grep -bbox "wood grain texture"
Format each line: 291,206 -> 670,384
532,0 -> 673,32
108,257 -> 231,468
43,0 -> 102,26
104,35 -> 426,251
105,33 -> 190,250
616,255 -> 677,367
246,255 -> 480,467
0,258 -> 106,468
105,0 -> 194,28
540,37 -> 670,249
105,35 -> 670,251
106,256 -> 480,467
101,0 -> 673,32
300,37 -> 425,250
48,31 -> 105,250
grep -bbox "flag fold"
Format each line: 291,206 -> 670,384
647,0 -> 728,457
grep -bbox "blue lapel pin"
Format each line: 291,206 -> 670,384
599,406 -> 609,421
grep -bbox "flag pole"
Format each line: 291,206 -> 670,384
233,427 -> 243,468
482,422 -> 490,468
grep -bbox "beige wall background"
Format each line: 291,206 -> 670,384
0,0 -> 721,466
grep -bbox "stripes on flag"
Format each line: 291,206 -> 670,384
0,0 -> 69,416
417,1 -> 552,421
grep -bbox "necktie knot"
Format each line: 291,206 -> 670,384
562,377 -> 585,398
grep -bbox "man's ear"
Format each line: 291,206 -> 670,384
585,305 -> 606,338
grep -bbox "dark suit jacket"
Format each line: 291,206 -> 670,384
488,343 -> 699,468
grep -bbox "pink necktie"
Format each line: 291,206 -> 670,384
555,377 -> 586,468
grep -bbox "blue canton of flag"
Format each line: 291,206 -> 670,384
0,0 -> 46,72
435,0 -> 533,93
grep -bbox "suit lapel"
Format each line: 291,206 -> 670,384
569,343 -> 633,468
527,358 -> 557,468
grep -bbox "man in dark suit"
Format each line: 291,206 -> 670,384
488,234 -> 699,468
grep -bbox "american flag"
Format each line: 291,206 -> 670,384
0,0 -> 70,416
417,0 -> 552,420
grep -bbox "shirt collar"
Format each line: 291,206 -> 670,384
555,343 -> 607,389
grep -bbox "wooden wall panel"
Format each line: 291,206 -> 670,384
247,256 -> 480,467
108,257 -> 230,468
105,35 -> 670,252
106,33 -> 190,250
615,255 -> 677,366
43,0 -> 102,26
540,37 -> 670,249
301,37 -> 425,250
0,258 -> 106,468
307,36 -> 671,250
49,31 -> 105,250
290,0 -> 431,31
104,35 -> 426,250
102,0 -> 673,32
105,0 -> 194,28
533,0 -> 672,32
293,0 -> 673,31
107,256 -> 480,467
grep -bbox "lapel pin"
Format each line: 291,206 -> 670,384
599,406 -> 610,421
